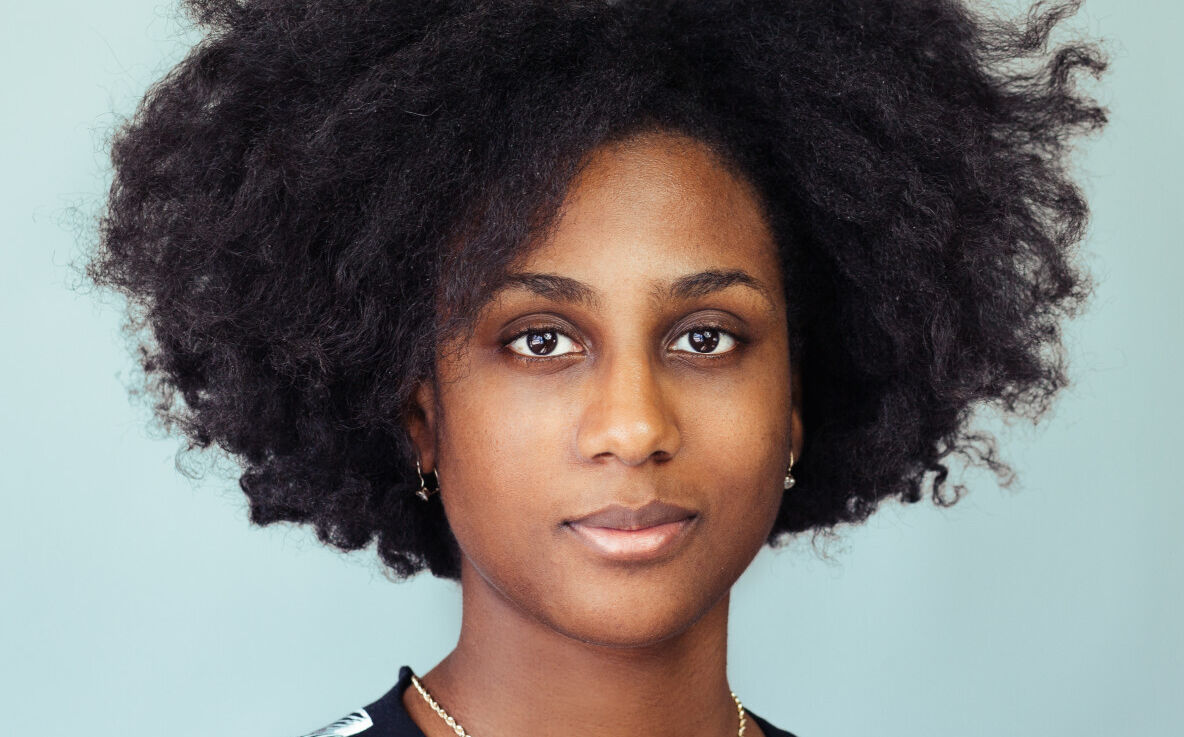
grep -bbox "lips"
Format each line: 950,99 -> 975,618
564,500 -> 698,562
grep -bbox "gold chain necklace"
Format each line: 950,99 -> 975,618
410,672 -> 747,737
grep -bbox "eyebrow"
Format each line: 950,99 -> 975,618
490,268 -> 774,309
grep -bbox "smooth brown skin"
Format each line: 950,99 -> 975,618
404,130 -> 804,737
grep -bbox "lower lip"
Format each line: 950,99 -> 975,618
565,517 -> 697,562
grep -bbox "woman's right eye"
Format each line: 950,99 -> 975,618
505,328 -> 584,358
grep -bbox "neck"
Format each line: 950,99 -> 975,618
408,558 -> 745,737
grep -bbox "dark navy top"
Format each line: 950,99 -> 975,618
296,665 -> 798,737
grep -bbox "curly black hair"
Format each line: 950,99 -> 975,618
87,0 -> 1108,580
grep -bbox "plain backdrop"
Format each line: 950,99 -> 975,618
2,1 -> 1180,735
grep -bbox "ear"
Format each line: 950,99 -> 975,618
404,379 -> 440,472
789,362 -> 805,462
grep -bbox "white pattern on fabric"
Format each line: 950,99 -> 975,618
296,708 -> 374,736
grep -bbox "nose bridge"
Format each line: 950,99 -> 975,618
577,341 -> 680,466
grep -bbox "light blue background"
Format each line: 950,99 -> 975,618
2,1 -> 1179,735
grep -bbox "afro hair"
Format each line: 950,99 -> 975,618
88,0 -> 1108,579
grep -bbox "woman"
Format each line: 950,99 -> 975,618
86,0 -> 1107,735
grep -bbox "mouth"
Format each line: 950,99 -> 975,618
565,516 -> 698,562
563,500 -> 699,563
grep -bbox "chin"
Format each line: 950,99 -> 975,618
552,612 -> 700,649
539,574 -> 724,650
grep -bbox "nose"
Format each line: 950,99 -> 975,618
576,349 -> 681,467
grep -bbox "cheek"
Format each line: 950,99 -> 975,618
432,371 -> 571,567
674,360 -> 792,555
680,358 -> 792,476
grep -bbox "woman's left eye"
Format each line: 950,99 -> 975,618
669,326 -> 738,355
505,328 -> 584,358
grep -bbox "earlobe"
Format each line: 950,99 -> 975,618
405,380 -> 439,472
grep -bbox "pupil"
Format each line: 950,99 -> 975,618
690,329 -> 720,353
527,330 -> 558,355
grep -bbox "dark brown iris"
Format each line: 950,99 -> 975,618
688,328 -> 720,353
526,330 -> 559,355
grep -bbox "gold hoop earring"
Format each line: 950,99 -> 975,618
783,449 -> 796,491
415,458 -> 436,501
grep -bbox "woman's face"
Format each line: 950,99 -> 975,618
409,130 -> 802,647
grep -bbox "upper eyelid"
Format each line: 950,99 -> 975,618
504,323 -> 584,346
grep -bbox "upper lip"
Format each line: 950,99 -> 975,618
567,500 -> 697,530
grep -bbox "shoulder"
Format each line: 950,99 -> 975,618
294,708 -> 376,737
749,709 -> 801,737
292,666 -> 420,737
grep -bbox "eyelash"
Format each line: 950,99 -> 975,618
503,322 -> 745,363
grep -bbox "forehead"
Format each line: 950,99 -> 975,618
507,131 -> 783,305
